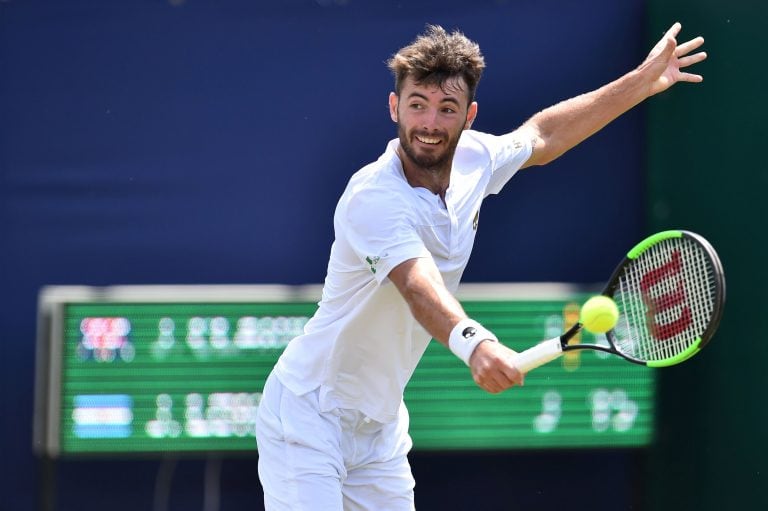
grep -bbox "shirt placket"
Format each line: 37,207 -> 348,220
445,191 -> 459,258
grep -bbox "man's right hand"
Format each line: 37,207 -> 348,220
468,340 -> 525,394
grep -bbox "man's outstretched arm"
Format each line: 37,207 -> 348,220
520,22 -> 706,168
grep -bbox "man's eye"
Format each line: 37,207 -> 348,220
442,108 -> 456,114
410,103 -> 424,110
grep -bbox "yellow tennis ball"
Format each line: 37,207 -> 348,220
580,295 -> 619,333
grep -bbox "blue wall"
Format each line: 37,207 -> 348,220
1,1 -> 649,509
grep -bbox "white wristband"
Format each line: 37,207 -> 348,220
448,318 -> 498,366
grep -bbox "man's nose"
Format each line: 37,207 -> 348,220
421,108 -> 439,130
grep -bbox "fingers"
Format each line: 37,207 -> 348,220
677,55 -> 706,84
643,23 -> 706,95
653,23 -> 681,57
660,23 -> 706,62
471,363 -> 511,393
666,21 -> 682,39
470,342 -> 525,394
473,370 -> 522,394
675,35 -> 706,83
678,72 -> 704,83
678,51 -> 707,68
650,33 -> 676,62
675,36 -> 705,57
474,364 -> 523,394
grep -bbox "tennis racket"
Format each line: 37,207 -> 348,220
514,230 -> 725,373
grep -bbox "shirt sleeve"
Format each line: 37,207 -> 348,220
343,185 -> 431,283
483,130 -> 533,196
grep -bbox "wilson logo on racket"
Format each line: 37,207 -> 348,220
639,249 -> 693,341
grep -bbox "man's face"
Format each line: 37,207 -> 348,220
389,75 -> 477,172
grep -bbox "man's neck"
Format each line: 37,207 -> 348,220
397,147 -> 451,200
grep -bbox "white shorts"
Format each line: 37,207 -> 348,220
255,372 -> 416,511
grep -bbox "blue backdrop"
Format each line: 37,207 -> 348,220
1,1 -> 648,509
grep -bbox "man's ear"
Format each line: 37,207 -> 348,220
465,101 -> 478,129
389,92 -> 399,123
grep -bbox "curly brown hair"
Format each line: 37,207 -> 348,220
387,25 -> 485,105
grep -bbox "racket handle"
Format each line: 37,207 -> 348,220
513,337 -> 564,373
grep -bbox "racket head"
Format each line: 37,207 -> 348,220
602,230 -> 725,367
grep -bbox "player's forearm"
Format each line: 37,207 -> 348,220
389,258 -> 465,346
523,68 -> 651,166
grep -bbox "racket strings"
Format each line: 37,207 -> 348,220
613,238 -> 716,362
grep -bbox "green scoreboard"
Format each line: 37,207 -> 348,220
34,284 -> 655,457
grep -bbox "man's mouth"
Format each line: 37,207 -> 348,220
415,134 -> 441,145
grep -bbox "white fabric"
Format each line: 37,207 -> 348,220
273,129 -> 531,423
448,318 -> 498,365
256,373 -> 415,511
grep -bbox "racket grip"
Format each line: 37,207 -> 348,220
513,337 -> 564,373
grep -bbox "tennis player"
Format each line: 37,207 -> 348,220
255,23 -> 705,510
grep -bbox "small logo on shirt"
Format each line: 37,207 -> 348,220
472,210 -> 479,230
365,255 -> 381,274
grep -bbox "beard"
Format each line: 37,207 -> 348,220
397,122 -> 461,173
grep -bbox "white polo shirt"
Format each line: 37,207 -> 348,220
274,129 -> 532,423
